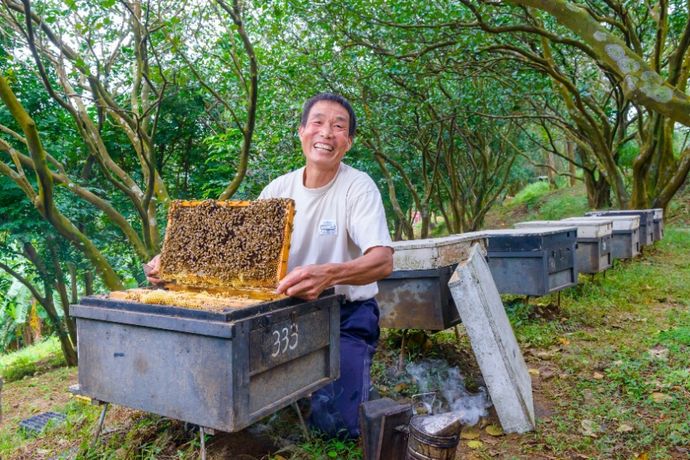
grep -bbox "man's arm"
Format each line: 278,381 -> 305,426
276,246 -> 393,301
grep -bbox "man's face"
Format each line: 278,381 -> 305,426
299,100 -> 353,171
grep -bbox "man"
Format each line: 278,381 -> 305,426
259,93 -> 393,438
146,93 -> 393,438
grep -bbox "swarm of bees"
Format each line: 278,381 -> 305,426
160,198 -> 294,290
108,198 -> 294,311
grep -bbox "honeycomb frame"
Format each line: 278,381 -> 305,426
158,199 -> 295,296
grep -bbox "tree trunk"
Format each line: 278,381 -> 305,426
68,263 -> 78,304
545,150 -> 556,189
583,170 -> 611,209
392,219 -> 399,241
566,141 -> 577,186
84,272 -> 94,296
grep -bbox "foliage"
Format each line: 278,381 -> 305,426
510,181 -> 552,208
0,336 -> 64,382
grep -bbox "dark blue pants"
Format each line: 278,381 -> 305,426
309,298 -> 380,439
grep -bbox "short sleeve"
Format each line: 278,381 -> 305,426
346,180 -> 393,254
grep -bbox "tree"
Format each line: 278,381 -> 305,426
502,0 -> 690,208
0,0 -> 260,291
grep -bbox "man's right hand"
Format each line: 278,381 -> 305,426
143,254 -> 162,285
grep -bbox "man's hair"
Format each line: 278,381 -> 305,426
300,93 -> 357,138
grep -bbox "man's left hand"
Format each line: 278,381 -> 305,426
276,264 -> 334,301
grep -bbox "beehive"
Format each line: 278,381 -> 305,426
109,198 -> 295,310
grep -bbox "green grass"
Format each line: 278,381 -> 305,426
510,181 -> 551,207
0,336 -> 64,382
485,181 -> 590,229
536,191 -> 589,220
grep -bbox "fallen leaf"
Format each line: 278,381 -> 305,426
535,347 -> 561,359
582,389 -> 595,405
648,345 -> 669,361
580,419 -> 599,437
651,392 -> 672,403
635,452 -> 649,460
393,383 -> 407,393
467,440 -> 483,449
460,425 -> 481,440
540,368 -> 556,380
616,424 -> 634,433
528,368 -> 540,376
593,372 -> 604,380
485,424 -> 504,436
558,337 -> 570,346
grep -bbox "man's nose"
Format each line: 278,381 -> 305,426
320,123 -> 333,137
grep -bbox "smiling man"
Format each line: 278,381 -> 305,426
259,93 -> 393,439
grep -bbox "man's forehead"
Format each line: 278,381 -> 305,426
308,101 -> 350,121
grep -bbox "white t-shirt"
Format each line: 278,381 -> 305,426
259,163 -> 393,301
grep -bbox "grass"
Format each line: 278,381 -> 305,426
511,181 -> 552,207
0,336 -> 64,382
484,182 -> 590,229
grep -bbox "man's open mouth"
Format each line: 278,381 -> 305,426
314,142 -> 334,152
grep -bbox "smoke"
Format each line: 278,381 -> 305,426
405,358 -> 492,426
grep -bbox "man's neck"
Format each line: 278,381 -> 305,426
303,163 -> 340,189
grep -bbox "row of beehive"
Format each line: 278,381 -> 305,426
376,208 -> 663,330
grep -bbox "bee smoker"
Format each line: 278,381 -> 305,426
406,412 -> 462,460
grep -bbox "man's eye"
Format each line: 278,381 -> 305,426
335,124 -> 344,129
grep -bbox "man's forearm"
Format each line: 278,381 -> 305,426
276,246 -> 393,300
327,246 -> 393,286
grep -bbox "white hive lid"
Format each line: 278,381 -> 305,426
565,215 -> 639,231
391,233 -> 487,270
515,220 -> 611,239
652,208 -> 664,220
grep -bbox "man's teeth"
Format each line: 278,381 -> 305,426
314,143 -> 334,151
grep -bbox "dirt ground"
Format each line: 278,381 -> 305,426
2,367 -> 77,429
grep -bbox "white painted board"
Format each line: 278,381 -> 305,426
448,244 -> 535,433
390,234 -> 487,270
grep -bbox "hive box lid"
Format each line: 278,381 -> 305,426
390,233 -> 487,270
480,227 -> 577,237
515,220 -> 612,239
564,215 -> 639,232
480,227 -> 577,252
159,199 -> 295,292
652,208 -> 664,220
585,209 -> 653,226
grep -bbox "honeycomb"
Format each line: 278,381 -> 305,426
107,198 -> 294,310
108,288 -> 268,311
159,198 -> 294,291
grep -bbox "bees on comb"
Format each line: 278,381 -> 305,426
159,199 -> 294,291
